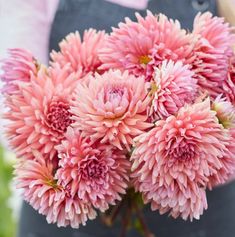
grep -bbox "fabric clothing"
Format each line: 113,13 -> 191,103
18,0 -> 235,236
0,0 -> 145,64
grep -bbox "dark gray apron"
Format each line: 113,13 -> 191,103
18,0 -> 235,237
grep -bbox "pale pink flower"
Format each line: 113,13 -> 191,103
4,64 -> 80,159
1,48 -> 38,95
192,12 -> 235,97
131,99 -> 230,220
71,70 -> 152,150
50,29 -> 106,77
212,95 -> 235,129
99,11 -> 195,81
55,127 -> 130,211
222,55 -> 235,103
14,150 -> 96,228
149,60 -> 197,120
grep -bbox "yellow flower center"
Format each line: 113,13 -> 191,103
45,179 -> 60,189
148,82 -> 158,97
139,55 -> 151,65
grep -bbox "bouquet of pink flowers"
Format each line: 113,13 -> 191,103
1,10 -> 235,236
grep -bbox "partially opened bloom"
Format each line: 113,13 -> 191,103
212,95 -> 235,129
14,151 -> 96,228
99,11 -> 195,81
1,48 -> 39,95
50,29 -> 106,77
149,60 -> 197,120
131,99 -> 229,220
71,70 -> 152,150
4,64 -> 80,159
55,127 -> 130,211
192,12 -> 235,97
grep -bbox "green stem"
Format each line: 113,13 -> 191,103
119,204 -> 131,237
133,202 -> 155,237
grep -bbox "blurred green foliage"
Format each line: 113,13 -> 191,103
0,146 -> 16,237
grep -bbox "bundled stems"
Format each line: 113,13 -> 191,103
101,188 -> 156,237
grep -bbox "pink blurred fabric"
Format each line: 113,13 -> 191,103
0,0 -> 148,64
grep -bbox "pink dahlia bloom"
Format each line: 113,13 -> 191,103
192,12 -> 235,97
71,70 -> 152,150
149,60 -> 197,120
99,11 -> 195,81
131,99 -> 230,220
4,64 -> 80,159
1,48 -> 38,95
14,150 -> 96,228
212,95 -> 235,129
222,55 -> 235,104
50,29 -> 106,77
55,127 -> 130,211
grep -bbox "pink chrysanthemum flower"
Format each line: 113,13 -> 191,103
192,12 -> 235,97
212,95 -> 235,129
99,11 -> 195,81
55,127 -> 130,211
131,99 -> 230,220
4,64 -> 80,159
149,60 -> 197,120
14,150 -> 96,228
71,70 -> 152,150
222,55 -> 235,103
1,48 -> 39,95
50,29 -> 106,77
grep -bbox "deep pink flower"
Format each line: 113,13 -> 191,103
4,64 -> 80,159
14,150 -> 96,228
99,11 -> 195,81
50,29 -> 106,77
71,69 -> 152,150
149,60 -> 197,120
131,99 -> 230,220
1,48 -> 38,95
55,127 -> 130,211
192,12 -> 235,97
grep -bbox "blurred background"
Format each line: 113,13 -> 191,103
0,147 -> 17,237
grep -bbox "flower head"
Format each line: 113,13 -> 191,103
14,150 -> 96,228
1,48 -> 39,95
99,11 -> 195,81
71,70 -> 152,150
55,127 -> 130,211
50,29 -> 106,77
149,60 -> 197,120
131,99 -> 230,220
4,64 -> 80,159
192,12 -> 235,97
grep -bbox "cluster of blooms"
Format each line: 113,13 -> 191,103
1,11 -> 235,227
